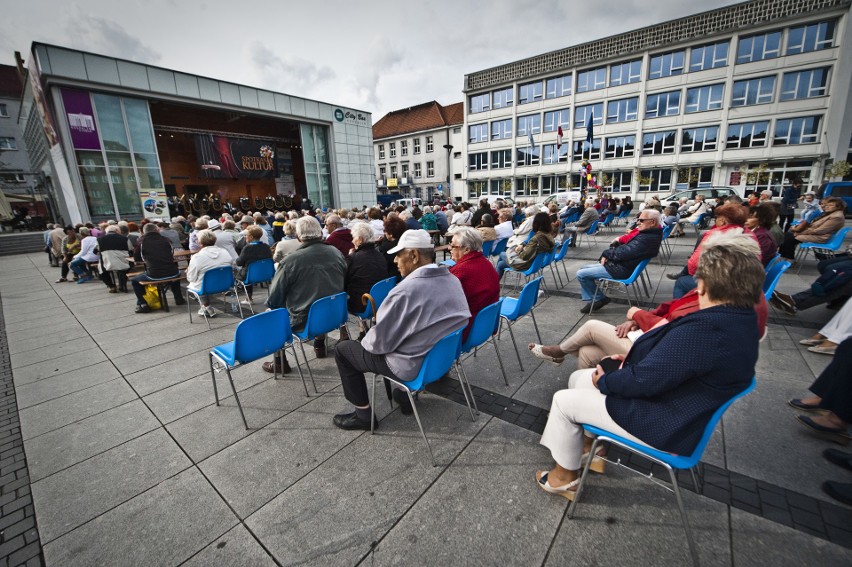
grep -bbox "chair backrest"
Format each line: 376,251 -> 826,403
585,220 -> 599,235
243,258 -> 275,285
302,292 -> 349,338
602,213 -> 615,226
491,238 -> 508,256
661,224 -> 674,240
513,276 -> 543,318
763,260 -> 791,299
826,226 -> 850,249
461,299 -> 503,353
481,239 -> 495,257
233,308 -> 292,363
198,266 -> 236,295
406,328 -> 464,391
764,253 -> 782,273
693,213 -> 706,226
622,258 -> 651,284
521,251 -> 545,275
358,276 -> 397,319
553,238 -> 571,262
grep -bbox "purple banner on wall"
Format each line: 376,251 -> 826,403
61,89 -> 101,150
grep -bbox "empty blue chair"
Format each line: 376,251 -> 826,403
209,309 -> 306,428
457,300 -> 508,405
187,266 -> 242,328
371,328 -> 464,466
237,258 -> 276,314
588,258 -> 652,315
353,276 -> 396,327
763,259 -> 791,301
481,239 -> 495,257
498,277 -> 543,370
569,377 -> 757,566
292,292 -> 349,393
796,226 -> 850,273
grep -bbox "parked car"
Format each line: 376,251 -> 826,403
542,191 -> 583,208
657,186 -> 740,209
816,181 -> 852,216
394,198 -> 423,210
486,194 -> 515,207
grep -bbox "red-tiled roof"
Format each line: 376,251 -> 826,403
0,64 -> 23,99
373,101 -> 463,140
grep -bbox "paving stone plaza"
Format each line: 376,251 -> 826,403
1,228 -> 851,566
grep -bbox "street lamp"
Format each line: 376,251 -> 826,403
443,143 -> 453,201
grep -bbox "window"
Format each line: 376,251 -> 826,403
678,166 -> 714,188
542,144 -> 569,164
453,127 -> 461,134
606,97 -> 638,123
0,103 -> 8,117
470,93 -> 490,114
543,109 -> 570,132
469,123 -> 488,144
378,144 -> 385,159
490,149 -> 512,169
639,169 -> 673,192
426,161 -> 435,177
492,87 -> 514,109
517,114 -> 541,136
390,165 -> 397,178
645,91 -> 681,118
689,41 -> 729,71
413,138 -> 421,154
642,131 -> 677,155
609,59 -> 642,86
649,51 -> 685,79
774,116 -> 821,145
516,177 -> 539,197
726,121 -> 769,149
781,68 -> 830,101
685,84 -> 724,113
576,67 -> 606,92
379,166 -> 386,178
0,137 -> 17,150
414,163 -> 422,178
389,142 -> 396,158
545,74 -> 572,99
605,170 -> 633,192
574,103 -> 603,128
426,136 -> 433,152
516,145 -> 540,167
736,31 -> 781,63
573,139 -> 601,160
518,81 -> 543,105
400,140 -> 408,156
604,135 -> 636,159
491,118 -> 512,140
468,152 -> 489,171
731,76 -> 776,106
681,126 -> 719,152
787,21 -> 836,55
401,163 -> 409,177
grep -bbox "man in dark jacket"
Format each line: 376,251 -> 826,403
235,225 -> 273,303
324,214 -> 353,257
131,223 -> 186,313
470,199 -> 491,228
575,209 -> 663,313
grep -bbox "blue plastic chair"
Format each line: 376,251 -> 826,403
577,220 -> 599,248
498,277 -> 543,370
659,224 -> 674,263
237,258 -> 276,314
796,226 -> 850,273
763,253 -> 782,273
589,258 -> 652,315
371,328 -> 464,466
292,292 -> 349,393
691,212 -> 707,236
481,239 -> 495,257
209,308 -> 306,428
352,276 -> 397,327
503,252 -> 545,296
763,259 -> 791,301
552,238 -> 572,287
187,265 -> 242,329
615,208 -> 631,225
600,213 -> 616,232
457,300 -> 508,398
569,377 -> 757,566
490,238 -> 508,259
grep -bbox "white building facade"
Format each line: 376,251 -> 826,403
462,0 -> 852,202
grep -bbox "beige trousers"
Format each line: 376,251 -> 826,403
559,319 -> 633,369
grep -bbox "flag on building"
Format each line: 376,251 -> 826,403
586,112 -> 594,143
528,130 -> 535,153
556,126 -> 563,149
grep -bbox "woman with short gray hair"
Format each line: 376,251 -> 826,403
186,229 -> 235,317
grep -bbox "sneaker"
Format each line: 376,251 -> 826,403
240,299 -> 253,306
197,307 -> 208,316
666,272 -> 681,281
135,304 -> 151,314
206,306 -> 217,318
76,275 -> 92,284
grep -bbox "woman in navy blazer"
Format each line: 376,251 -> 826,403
536,231 -> 763,500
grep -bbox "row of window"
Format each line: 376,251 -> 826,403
0,103 -> 9,118
0,136 -> 17,150
466,115 -> 821,170
468,20 -> 836,113
377,135 -> 434,160
378,161 -> 435,179
467,66 -> 830,143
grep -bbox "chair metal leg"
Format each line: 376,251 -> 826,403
407,388 -> 436,467
234,287 -> 244,319
297,340 -> 318,393
504,318 -> 524,371
209,353 -> 220,405
530,310 -> 542,344
568,437 -> 604,519
289,345 -> 310,397
370,373 -> 378,435
491,336 -> 509,386
458,361 -> 480,415
224,366 -> 249,429
454,363 -> 477,422
689,467 -> 701,494
669,466 -> 700,567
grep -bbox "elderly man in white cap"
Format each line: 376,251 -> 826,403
332,229 -> 470,430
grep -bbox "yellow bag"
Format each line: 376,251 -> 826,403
143,286 -> 162,310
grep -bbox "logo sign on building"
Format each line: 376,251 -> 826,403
61,89 -> 100,150
729,171 -> 742,185
334,108 -> 367,124
387,178 -> 398,188
194,134 -> 277,179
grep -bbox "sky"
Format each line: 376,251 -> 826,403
0,0 -> 742,122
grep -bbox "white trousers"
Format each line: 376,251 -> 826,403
821,297 -> 852,344
540,368 -> 649,470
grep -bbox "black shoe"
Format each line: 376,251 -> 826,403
666,272 -> 681,280
135,304 -> 151,314
822,481 -> 852,506
580,296 -> 610,314
392,389 -> 414,415
314,339 -> 327,359
579,301 -> 594,314
357,330 -> 367,341
770,291 -> 797,315
333,411 -> 376,431
823,448 -> 852,472
173,297 -> 187,306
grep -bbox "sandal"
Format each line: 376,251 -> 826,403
535,470 -> 580,501
528,344 -> 565,365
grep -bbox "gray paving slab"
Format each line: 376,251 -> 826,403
124,348 -> 213,397
32,428 -> 192,543
78,307 -> 178,333
2,308 -> 78,330
199,392 -> 362,518
6,323 -> 84,354
41,467 -> 237,567
10,335 -> 99,367
10,346 -> 108,385
182,524 -> 276,567
3,296 -> 67,316
20,378 -> 137,440
25,400 -> 160,482
369,418 -> 561,566
14,360 -> 122,409
94,319 -> 225,359
730,507 -> 852,565
245,394 -> 487,566
110,326 -> 235,375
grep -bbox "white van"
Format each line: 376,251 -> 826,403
543,191 -> 583,208
394,198 -> 423,210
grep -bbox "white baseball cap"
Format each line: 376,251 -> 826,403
386,229 -> 434,254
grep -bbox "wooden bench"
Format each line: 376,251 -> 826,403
140,272 -> 186,312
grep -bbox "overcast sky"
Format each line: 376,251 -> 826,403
0,0 -> 742,122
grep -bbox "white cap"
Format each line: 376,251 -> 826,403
386,229 -> 434,254
208,219 -> 221,230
